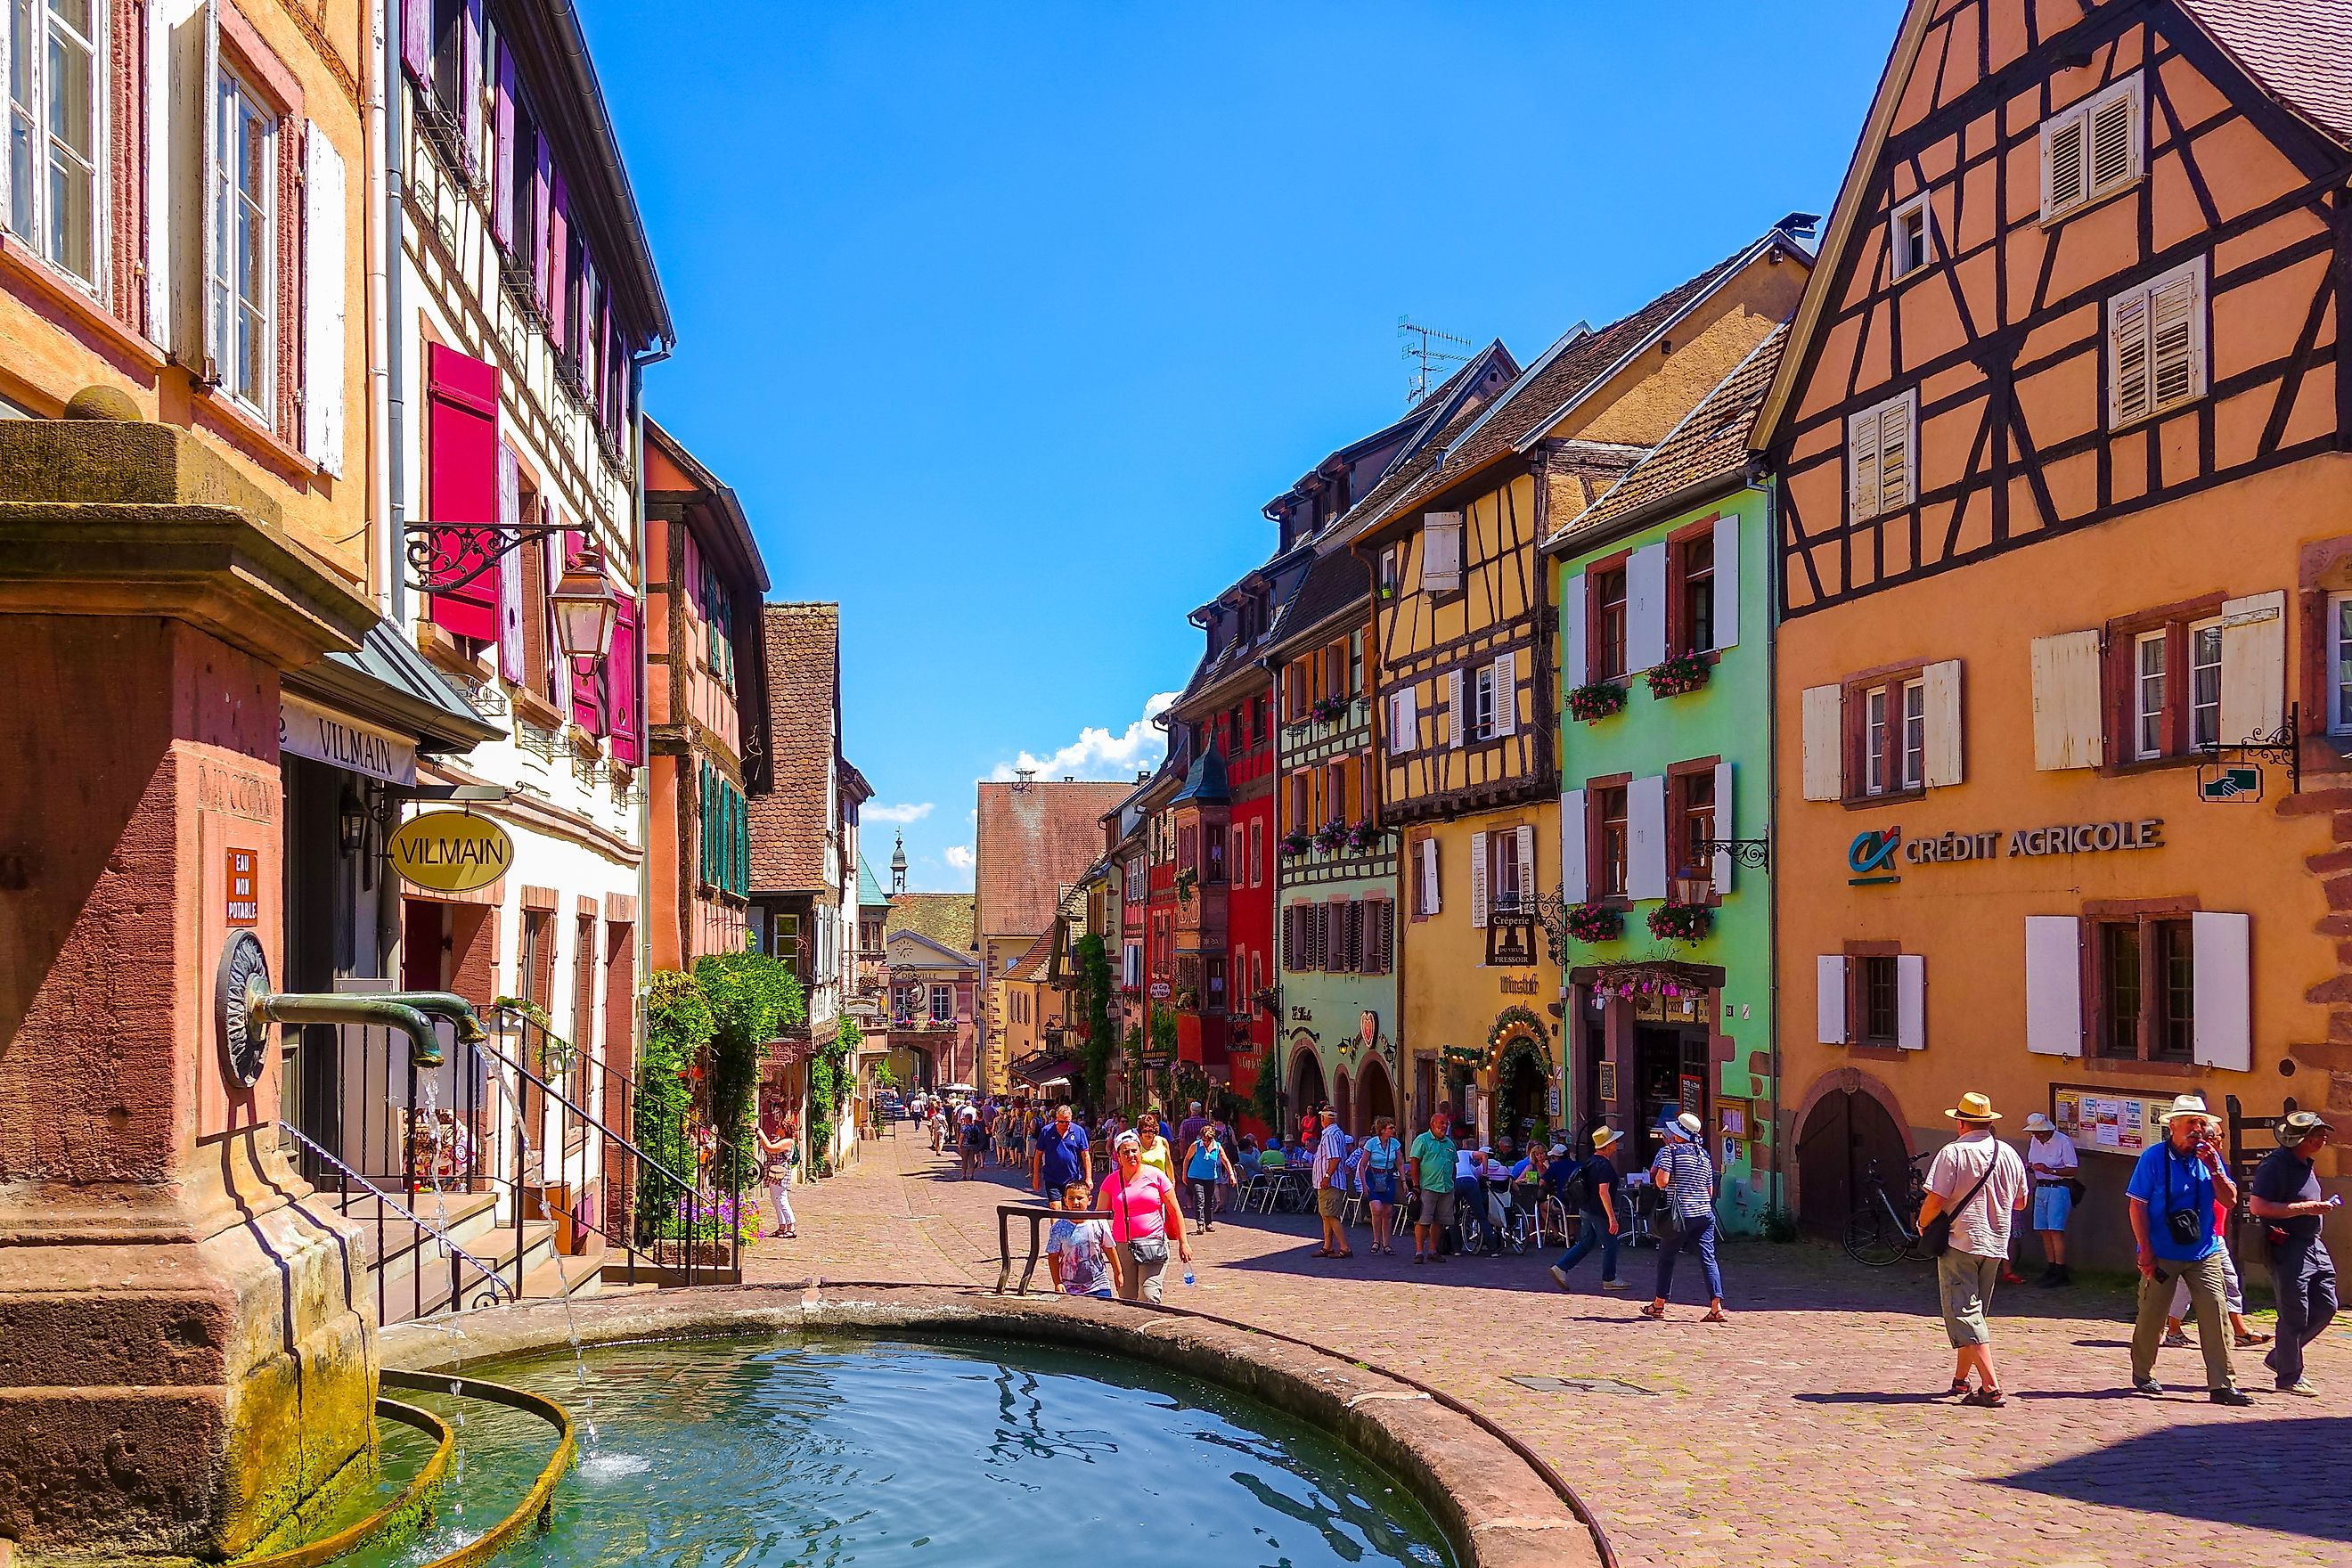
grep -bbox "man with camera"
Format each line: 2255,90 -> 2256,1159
2126,1095 -> 2250,1405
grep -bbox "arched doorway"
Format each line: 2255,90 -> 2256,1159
1496,1040 -> 1552,1151
1334,1070 -> 1353,1134
1357,1058 -> 1397,1132
1290,1043 -> 1327,1130
1794,1079 -> 1910,1237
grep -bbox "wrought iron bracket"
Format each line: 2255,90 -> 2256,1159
403,519 -> 570,596
1695,836 -> 1772,870
2199,702 -> 2300,795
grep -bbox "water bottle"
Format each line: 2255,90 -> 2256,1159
1183,1268 -> 1196,1287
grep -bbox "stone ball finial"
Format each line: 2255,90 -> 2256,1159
62,385 -> 141,421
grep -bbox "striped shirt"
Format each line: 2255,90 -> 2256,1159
1651,1140 -> 1715,1220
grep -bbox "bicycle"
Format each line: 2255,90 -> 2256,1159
1842,1151 -> 1932,1266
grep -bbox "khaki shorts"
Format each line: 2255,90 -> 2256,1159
1936,1248 -> 2001,1347
1317,1186 -> 1346,1219
1417,1188 -> 1454,1228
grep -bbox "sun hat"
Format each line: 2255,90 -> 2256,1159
1944,1091 -> 2002,1123
2022,1112 -> 2056,1134
1113,1130 -> 1141,1151
2274,1110 -> 2333,1147
2158,1093 -> 2214,1123
1589,1125 -> 1623,1151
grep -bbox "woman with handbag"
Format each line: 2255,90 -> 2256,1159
1097,1130 -> 1189,1303
755,1107 -> 799,1239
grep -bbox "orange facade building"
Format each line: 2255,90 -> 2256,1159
1758,0 -> 2352,1254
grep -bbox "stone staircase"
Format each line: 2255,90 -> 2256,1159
334,1191 -> 648,1325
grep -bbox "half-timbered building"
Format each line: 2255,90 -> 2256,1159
1356,238 -> 1807,1147
1755,0 -> 2352,1253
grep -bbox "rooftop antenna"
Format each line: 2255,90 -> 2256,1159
1013,768 -> 1035,790
1399,318 -> 1474,405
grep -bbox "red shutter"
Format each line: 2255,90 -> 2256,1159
401,0 -> 430,85
607,595 -> 641,764
491,46 -> 516,248
425,344 -> 499,641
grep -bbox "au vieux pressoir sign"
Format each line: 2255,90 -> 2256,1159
388,811 -> 513,894
1848,819 -> 2164,885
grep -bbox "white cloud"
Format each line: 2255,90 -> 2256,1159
864,801 -> 935,824
943,845 -> 976,871
988,692 -> 1179,784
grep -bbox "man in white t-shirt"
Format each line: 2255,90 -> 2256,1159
2021,1111 -> 2081,1287
1919,1091 -> 2030,1408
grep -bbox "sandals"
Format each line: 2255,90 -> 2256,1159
2235,1331 -> 2274,1349
1702,1306 -> 1728,1324
1311,1247 -> 1334,1258
1964,1387 -> 2007,1409
1639,1303 -> 1666,1320
2162,1329 -> 2191,1349
1413,1254 -> 1427,1266
1947,1378 -> 1972,1398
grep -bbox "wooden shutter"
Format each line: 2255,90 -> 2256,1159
1711,512 -> 1739,650
1627,542 -> 1667,673
2218,590 -> 2285,743
543,503 -> 570,708
1711,762 -> 1735,894
544,170 -> 568,331
1492,650 -> 1516,738
495,443 -> 525,682
1514,825 -> 1534,911
1922,659 -> 1964,787
401,0 -> 430,85
1447,669 -> 1465,749
1311,903 -> 1328,972
2087,81 -> 2136,195
1372,901 -> 1394,974
1420,512 -> 1462,592
530,134 -> 552,306
1420,837 -> 1441,917
1389,688 -> 1416,755
2193,912 -> 2251,1072
424,345 -> 500,641
1801,684 -> 1843,800
2147,259 -> 2202,412
1280,904 -> 1294,971
1559,788 -> 1588,902
2111,283 -> 2152,427
1896,955 -> 1926,1050
2042,110 -> 2086,216
2023,916 -> 2083,1058
608,596 -> 642,765
1845,405 -> 1882,524
301,125 -> 346,475
492,45 -> 517,247
1816,957 -> 1847,1045
168,1 -> 220,374
458,0 -> 484,176
1875,393 -> 1914,516
1469,830 -> 1490,929
2029,630 -> 2103,769
1563,573 -> 1588,687
1628,775 -> 1668,901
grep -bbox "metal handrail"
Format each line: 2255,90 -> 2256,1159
277,1122 -> 513,1307
995,1203 -> 1114,1294
475,1019 -> 695,1196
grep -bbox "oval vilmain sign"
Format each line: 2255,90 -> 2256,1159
388,811 -> 513,893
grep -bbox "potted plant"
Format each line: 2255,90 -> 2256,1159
1311,694 -> 1349,723
1564,902 -> 1624,943
1566,682 -> 1629,723
1313,819 -> 1350,853
1647,901 -> 1714,943
1646,653 -> 1713,699
1279,828 -> 1312,857
1346,818 -> 1383,853
1174,868 -> 1196,905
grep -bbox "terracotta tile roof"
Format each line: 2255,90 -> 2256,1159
749,602 -> 837,893
2178,0 -> 2352,146
885,892 -> 977,952
976,780 -> 1130,939
1273,546 -> 1371,653
1553,325 -> 1788,545
1003,931 -> 1055,982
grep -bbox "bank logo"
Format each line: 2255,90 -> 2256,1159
1848,828 -> 1902,885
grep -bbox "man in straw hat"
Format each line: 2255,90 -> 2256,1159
1547,1125 -> 1628,1293
2249,1109 -> 2341,1396
2126,1094 -> 2251,1404
2021,1110 -> 2080,1287
1642,1112 -> 1725,1322
1919,1093 -> 2029,1406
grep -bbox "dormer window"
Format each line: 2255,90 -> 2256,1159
1891,195 -> 1931,280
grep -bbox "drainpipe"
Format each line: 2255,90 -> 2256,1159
630,340 -> 671,1069
1759,465 -> 1784,1219
373,0 -> 410,977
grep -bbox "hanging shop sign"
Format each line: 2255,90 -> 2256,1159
279,696 -> 417,787
388,811 -> 512,894
1485,910 -> 1539,968
1850,820 -> 2165,881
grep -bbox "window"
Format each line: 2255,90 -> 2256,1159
1123,941 -> 1142,988
893,984 -> 917,1022
1349,630 -> 1364,697
2189,621 -> 2221,750
2042,72 -> 2140,222
1902,681 -> 1926,790
2101,604 -> 2227,763
1594,567 -> 1629,682
5,0 -> 102,287
1489,832 -> 1524,915
1249,819 -> 1262,886
1847,389 -> 1916,523
1672,770 -> 1717,886
1860,677 -> 1926,796
1377,546 -> 1399,600
1472,665 -> 1497,740
1858,955 -> 1899,1047
519,910 -> 554,1009
929,984 -> 952,1023
212,67 -> 275,412
2109,257 -> 2205,429
1205,825 -> 1226,884
2096,918 -> 2193,1063
1596,786 -> 1629,899
2132,631 -> 2167,759
774,913 -> 800,971
2331,593 -> 2352,736
1325,761 -> 1349,825
1890,195 -> 1931,280
1287,772 -> 1311,835
1675,533 -> 1714,657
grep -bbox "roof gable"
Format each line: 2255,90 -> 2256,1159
748,603 -> 838,893
974,781 -> 1130,938
887,927 -> 977,968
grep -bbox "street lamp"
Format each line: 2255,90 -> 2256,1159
551,541 -> 617,659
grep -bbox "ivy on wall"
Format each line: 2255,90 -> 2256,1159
692,951 -> 806,1189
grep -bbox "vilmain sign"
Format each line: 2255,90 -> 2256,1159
1848,819 -> 2164,886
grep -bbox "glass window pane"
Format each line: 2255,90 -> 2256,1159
2334,598 -> 2352,734
1902,682 -> 1925,788
1866,689 -> 1886,795
2136,633 -> 2168,756
2100,923 -> 2142,1058
2190,624 -> 2221,749
2155,920 -> 2195,1062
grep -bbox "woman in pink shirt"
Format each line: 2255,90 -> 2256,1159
1097,1130 -> 1190,1303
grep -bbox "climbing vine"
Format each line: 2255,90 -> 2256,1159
1073,934 -> 1114,1114
1247,1048 -> 1282,1136
808,1016 -> 859,1172
693,951 -> 806,1190
638,968 -> 715,1238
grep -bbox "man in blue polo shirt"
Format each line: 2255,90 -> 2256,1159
1031,1102 -> 1090,1204
2126,1094 -> 2249,1404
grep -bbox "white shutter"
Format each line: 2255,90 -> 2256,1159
496,444 -> 525,684
2029,630 -> 2104,769
1447,668 -> 1465,749
1420,512 -> 1463,592
2088,80 -> 2137,195
1514,824 -> 1534,907
1420,837 -> 1441,917
1922,659 -> 1964,787
2192,911 -> 2251,1072
1875,392 -> 1915,515
2218,590 -> 2285,743
1469,830 -> 1490,929
2147,259 -> 2203,413
1563,574 -> 1588,687
1896,955 -> 1926,1050
1846,405 -> 1882,524
301,124 -> 347,474
1626,543 -> 1667,673
1492,651 -> 1516,738
1816,957 -> 1847,1045
1628,774 -> 1668,901
1801,684 -> 1845,801
168,0 -> 221,373
1559,788 -> 1588,903
2024,916 -> 2084,1058
1711,761 -> 1735,894
2111,283 -> 2152,427
1711,512 -> 1740,650
2042,111 -> 2086,217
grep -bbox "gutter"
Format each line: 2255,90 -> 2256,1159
1761,463 -> 1784,1220
632,334 -> 672,1035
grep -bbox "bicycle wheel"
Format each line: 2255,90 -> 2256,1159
1843,1204 -> 1907,1266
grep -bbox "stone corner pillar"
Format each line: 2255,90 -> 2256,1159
0,406 -> 386,1560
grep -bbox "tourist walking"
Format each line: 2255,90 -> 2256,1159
1098,1130 -> 1188,1303
1046,1180 -> 1116,1300
2126,1095 -> 2250,1404
1184,1120 -> 1237,1232
1356,1116 -> 1403,1255
1134,1110 -> 1174,1180
1643,1113 -> 1724,1322
2250,1110 -> 2340,1396
957,1104 -> 985,1180
1176,1100 -> 1208,1156
1548,1124 -> 1626,1292
1312,1110 -> 1355,1259
754,1107 -> 799,1239
1918,1092 -> 2029,1407
1407,1108 -> 1458,1265
2021,1111 -> 2079,1286
1032,1102 -> 1090,1204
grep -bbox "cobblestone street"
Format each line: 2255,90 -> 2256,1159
744,1126 -> 2352,1568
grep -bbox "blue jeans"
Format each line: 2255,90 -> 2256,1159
1655,1213 -> 1721,1302
1555,1211 -> 1618,1282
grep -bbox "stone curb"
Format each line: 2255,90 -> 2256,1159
381,1282 -> 1599,1568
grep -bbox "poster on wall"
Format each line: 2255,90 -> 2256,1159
2053,1088 -> 2168,1155
1597,1061 -> 1618,1105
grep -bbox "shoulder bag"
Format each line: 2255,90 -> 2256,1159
1923,1146 -> 2005,1258
1113,1171 -> 1169,1264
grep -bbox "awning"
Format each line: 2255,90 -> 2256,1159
1010,1054 -> 1081,1088
283,619 -> 502,756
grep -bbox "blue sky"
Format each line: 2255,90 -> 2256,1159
578,1 -> 1899,892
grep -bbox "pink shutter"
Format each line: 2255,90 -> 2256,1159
545,176 -> 570,352
607,596 -> 641,764
564,527 -> 605,734
494,442 -> 524,682
535,153 -> 558,314
458,0 -> 483,176
401,0 -> 430,86
491,46 -> 516,248
424,345 -> 500,641
543,509 -> 569,708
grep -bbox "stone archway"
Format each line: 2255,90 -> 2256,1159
1357,1057 -> 1398,1133
1290,1042 -> 1327,1128
1791,1067 -> 1914,1236
1334,1069 -> 1353,1135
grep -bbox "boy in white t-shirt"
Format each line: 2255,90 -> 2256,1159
2022,1112 -> 2080,1287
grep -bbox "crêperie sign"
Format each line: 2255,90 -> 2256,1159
388,811 -> 512,893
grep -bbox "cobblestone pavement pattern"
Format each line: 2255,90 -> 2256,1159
745,1126 -> 2352,1568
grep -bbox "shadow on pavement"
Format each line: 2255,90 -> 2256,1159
1992,1417 -> 2352,1539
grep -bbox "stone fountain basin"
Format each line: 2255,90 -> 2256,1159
380,1283 -> 1598,1568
